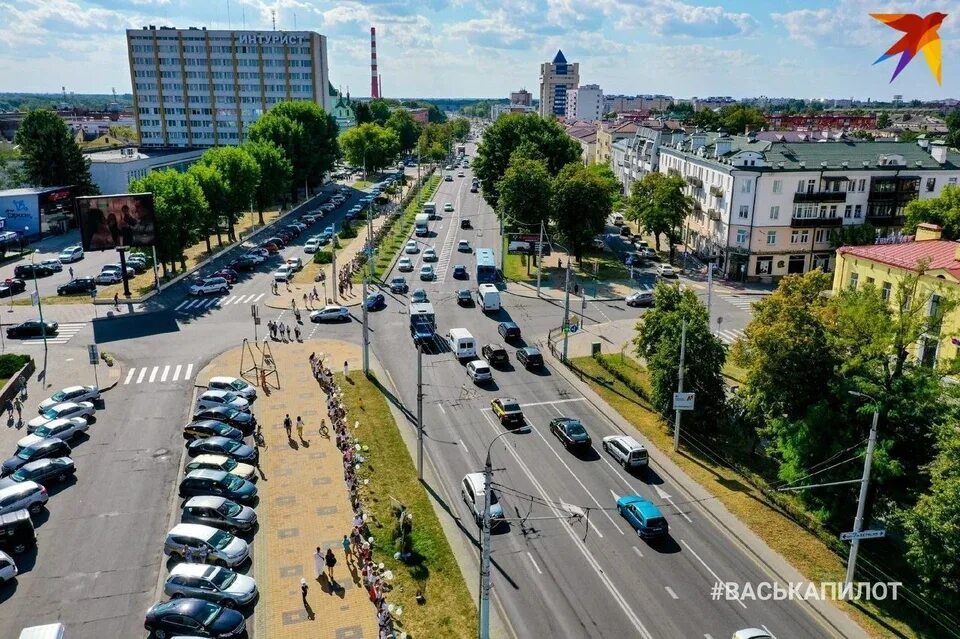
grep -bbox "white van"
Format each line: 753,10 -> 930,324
612,213 -> 624,226
446,328 -> 476,360
476,284 -> 501,312
19,624 -> 65,639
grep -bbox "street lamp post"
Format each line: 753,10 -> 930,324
845,391 -> 880,593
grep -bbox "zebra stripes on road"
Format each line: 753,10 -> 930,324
123,363 -> 194,385
175,293 -> 265,312
717,328 -> 744,345
719,295 -> 761,312
14,322 -> 85,346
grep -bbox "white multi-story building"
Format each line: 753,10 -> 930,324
565,84 -> 604,121
611,125 -> 683,193
539,50 -> 579,118
491,103 -> 537,119
127,26 -> 331,148
87,147 -> 205,194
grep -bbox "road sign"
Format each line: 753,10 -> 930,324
673,392 -> 695,411
569,324 -> 578,334
30,291 -> 38,306
841,529 -> 885,541
87,344 -> 99,366
251,305 -> 258,318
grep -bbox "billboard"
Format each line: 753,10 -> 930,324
76,193 -> 156,251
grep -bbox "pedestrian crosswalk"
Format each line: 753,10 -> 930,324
720,295 -> 761,312
175,293 -> 265,312
123,363 -> 195,385
14,322 -> 85,346
717,328 -> 744,345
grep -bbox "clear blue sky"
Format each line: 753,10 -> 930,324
0,0 -> 955,100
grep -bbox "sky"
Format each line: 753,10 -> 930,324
0,0 -> 957,101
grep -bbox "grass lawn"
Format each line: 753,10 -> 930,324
502,241 -> 630,288
98,209 -> 279,299
337,372 -> 476,639
13,293 -> 93,306
570,354 -> 919,639
722,358 -> 748,385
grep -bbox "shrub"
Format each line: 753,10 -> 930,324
0,354 -> 31,380
338,221 -> 358,239
313,250 -> 333,264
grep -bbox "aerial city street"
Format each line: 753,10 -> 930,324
0,2 -> 957,639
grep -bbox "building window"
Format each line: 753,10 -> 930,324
844,205 -> 852,218
807,179 -> 816,193
791,230 -> 809,244
773,179 -> 782,194
858,178 -> 866,192
756,256 -> 772,275
881,282 -> 892,301
929,294 -> 944,333
849,272 -> 858,289
950,177 -> 958,186
741,181 -> 752,193
926,177 -> 936,192
738,205 -> 749,219
767,231 -> 777,245
736,229 -> 748,244
828,205 -> 838,218
865,276 -> 874,286
814,229 -> 825,243
854,204 -> 862,218
768,205 -> 779,220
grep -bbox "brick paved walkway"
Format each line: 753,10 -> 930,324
197,339 -> 376,639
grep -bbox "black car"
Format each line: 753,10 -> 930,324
7,320 -> 59,339
452,265 -> 468,279
549,417 -> 592,449
144,598 -> 246,638
187,436 -> 258,463
0,457 -> 75,489
456,289 -> 473,306
497,321 -> 521,342
193,407 -> 255,434
181,495 -> 257,532
2,438 -> 72,476
516,347 -> 544,370
180,469 -> 257,503
13,264 -> 54,279
57,277 -> 97,296
183,419 -> 244,442
480,344 -> 509,367
460,219 -> 472,229
228,256 -> 258,272
0,279 -> 26,297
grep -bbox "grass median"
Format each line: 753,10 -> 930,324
570,353 -> 919,639
338,371 -> 475,639
371,174 -> 441,281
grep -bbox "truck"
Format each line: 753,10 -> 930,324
409,302 -> 436,344
414,213 -> 430,237
423,201 -> 437,218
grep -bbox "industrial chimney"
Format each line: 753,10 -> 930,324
370,27 -> 380,98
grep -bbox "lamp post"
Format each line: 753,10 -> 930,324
479,426 -> 531,639
844,391 -> 880,594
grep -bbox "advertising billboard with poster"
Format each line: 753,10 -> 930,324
75,193 -> 156,251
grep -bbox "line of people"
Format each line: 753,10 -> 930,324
266,320 -> 301,342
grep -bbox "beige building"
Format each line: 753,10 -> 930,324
510,89 -> 532,107
539,50 -> 579,118
594,120 -> 640,166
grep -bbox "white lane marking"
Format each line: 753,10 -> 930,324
459,439 -> 469,456
175,300 -> 189,311
526,552 -> 543,575
665,586 -> 679,599
252,293 -> 264,302
437,403 -> 446,415
761,625 -> 775,638
136,367 -> 147,384
209,298 -> 222,307
519,397 -> 586,409
124,369 -> 135,385
161,365 -> 170,383
632,546 -> 644,559
653,484 -> 692,523
173,364 -> 182,382
184,363 -> 194,380
223,295 -> 237,305
477,409 -> 654,639
680,539 -> 747,610
148,366 -> 158,383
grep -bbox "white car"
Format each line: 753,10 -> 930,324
397,257 -> 414,272
27,402 -> 95,432
196,390 -> 250,413
443,202 -> 454,212
95,267 -> 123,285
18,417 -> 89,450
184,454 -> 257,482
656,264 -> 677,278
285,256 -> 303,271
273,265 -> 295,282
310,305 -> 350,323
207,376 -> 257,401
422,248 -> 438,262
404,240 -> 419,254
38,386 -> 100,413
304,237 -> 322,253
466,359 -> 493,383
39,259 -> 62,272
58,246 -> 84,263
164,563 -> 258,607
732,630 -> 772,639
190,277 -> 230,295
419,264 -> 434,280
0,551 -> 16,583
457,240 -> 471,252
244,251 -> 267,264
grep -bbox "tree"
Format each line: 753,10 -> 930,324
447,117 -> 470,141
384,109 -> 421,154
199,146 -> 260,242
108,125 -> 139,142
339,124 -> 400,176
634,283 -> 727,437
624,172 -> 691,254
368,99 -> 392,125
829,222 -> 877,248
876,112 -> 892,129
945,111 -> 960,148
473,113 -> 582,208
248,101 -> 338,197
15,109 -> 96,194
130,169 -> 205,275
585,163 -> 622,209
243,140 -> 292,225
417,123 -> 451,163
904,184 -> 960,239
690,109 -> 720,130
352,101 -> 373,125
719,105 -> 767,134
496,155 -> 552,230
551,163 -> 613,260
187,163 -> 228,251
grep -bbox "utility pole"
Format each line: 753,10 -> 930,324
331,222 -> 338,303
362,207 -> 373,375
561,259 -> 572,362
845,400 -> 880,592
416,344 -> 424,481
480,449 -> 493,639
673,320 -> 687,452
706,263 -> 713,334
535,219 -> 545,298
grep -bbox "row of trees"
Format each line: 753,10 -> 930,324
472,113 -> 618,258
339,111 -> 471,172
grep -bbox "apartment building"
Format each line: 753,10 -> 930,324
603,94 -> 673,113
652,134 -> 960,280
565,84 -> 604,121
127,26 -> 331,148
539,50 -> 579,118
510,89 -> 533,107
594,120 -> 640,166
611,125 -> 683,193
564,121 -> 600,165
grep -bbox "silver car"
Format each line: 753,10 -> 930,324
38,386 -> 100,413
163,523 -> 249,568
18,417 -> 88,450
27,402 -> 95,432
164,562 -> 258,607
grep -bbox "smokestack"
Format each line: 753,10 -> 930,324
379,74 -> 382,99
370,27 -> 379,99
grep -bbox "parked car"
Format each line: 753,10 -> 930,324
242,250 -> 267,263
164,563 -> 258,608
179,469 -> 257,503
39,259 -> 62,272
14,264 -> 54,279
18,417 -> 88,449
365,292 -> 386,311
38,386 -> 100,412
2,438 -> 72,476
192,407 -> 255,434
183,419 -> 243,442
196,390 -> 249,413
189,277 -> 230,296
273,265 -> 295,282
185,454 -> 257,482
207,377 -> 257,402
0,279 -> 26,297
656,264 -> 677,279
0,510 -> 36,554
57,246 -> 84,263
549,417 -> 592,449
27,402 -> 95,431
94,267 -> 123,285
187,437 -> 258,463
389,277 -> 408,294
497,321 -> 521,342
625,290 -> 654,307
163,523 -> 250,567
515,346 -> 544,370
410,288 -> 428,304
7,320 -> 59,339
212,269 -> 239,285
397,257 -> 413,272
0,482 -> 47,515
310,305 -> 350,323
181,495 -> 257,532
285,256 -> 303,271
304,237 -> 322,253
57,277 -> 96,296
144,597 -> 247,638
490,398 -> 524,426
0,457 -> 75,489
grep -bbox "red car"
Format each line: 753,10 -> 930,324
213,268 -> 239,284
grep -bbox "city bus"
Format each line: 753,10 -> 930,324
476,248 -> 497,283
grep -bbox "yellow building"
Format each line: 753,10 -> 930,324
833,223 -> 959,367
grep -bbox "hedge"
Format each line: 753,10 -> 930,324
0,354 -> 31,380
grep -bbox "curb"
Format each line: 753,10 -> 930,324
504,281 -> 625,303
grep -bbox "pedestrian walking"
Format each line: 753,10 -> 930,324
113,292 -> 120,310
285,280 -> 291,292
342,534 -> 352,562
68,266 -> 74,279
303,293 -> 308,307
313,546 -> 324,580
4,399 -> 12,425
313,286 -> 319,300
343,360 -> 349,379
301,577 -> 309,601
294,325 -> 301,341
284,414 -> 292,439
296,416 -> 304,440
325,548 -> 337,580
13,397 -> 22,424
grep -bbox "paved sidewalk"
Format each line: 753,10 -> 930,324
197,340 -> 376,639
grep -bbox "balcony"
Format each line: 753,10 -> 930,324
708,209 -> 721,221
709,185 -> 723,198
686,175 -> 703,189
868,190 -> 918,203
865,214 -> 906,227
667,168 -> 680,177
790,216 -> 843,228
793,191 -> 847,204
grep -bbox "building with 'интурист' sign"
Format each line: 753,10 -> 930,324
126,26 -> 331,148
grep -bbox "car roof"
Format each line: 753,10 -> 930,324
209,376 -> 239,384
618,495 -> 664,518
185,468 -> 229,481
169,562 -> 218,579
500,321 -> 518,328
191,454 -> 232,465
0,481 -> 42,497
520,347 -> 541,355
605,434 -> 644,450
184,495 -> 228,509
201,390 -> 230,398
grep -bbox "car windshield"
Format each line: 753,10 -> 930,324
217,501 -> 243,517
10,468 -> 30,481
34,425 -> 54,437
196,599 -> 222,625
564,421 -> 587,436
209,568 -> 237,590
646,517 -> 667,529
219,392 -> 237,402
209,528 -> 234,550
224,474 -> 245,490
42,408 -> 61,419
51,391 -> 67,402
222,458 -> 238,471
229,380 -> 246,391
17,447 -> 37,460
502,403 -> 520,413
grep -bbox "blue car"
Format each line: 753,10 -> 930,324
366,292 -> 386,311
453,264 -> 468,279
616,495 -> 669,539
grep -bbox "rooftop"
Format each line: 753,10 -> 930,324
552,50 -> 567,64
839,240 -> 960,280
86,147 -> 204,163
0,186 -> 71,197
